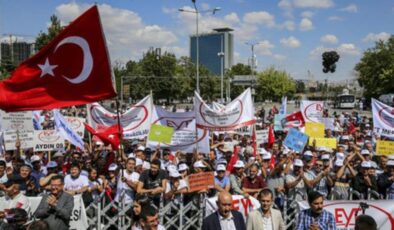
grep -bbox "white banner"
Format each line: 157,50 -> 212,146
301,100 -> 324,123
372,98 -> 394,139
54,110 -> 84,150
33,130 -> 65,152
205,195 -> 260,221
4,130 -> 34,150
89,95 -> 153,139
65,116 -> 86,138
256,129 -> 269,145
323,117 -> 335,130
147,106 -> 210,154
0,111 -> 34,131
279,96 -> 287,116
195,88 -> 256,131
298,200 -> 394,230
212,101 -> 225,111
0,194 -> 88,230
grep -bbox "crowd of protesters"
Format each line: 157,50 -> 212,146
0,104 -> 391,230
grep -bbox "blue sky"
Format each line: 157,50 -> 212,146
1,0 -> 394,82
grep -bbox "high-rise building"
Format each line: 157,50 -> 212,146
190,27 -> 234,75
0,41 -> 35,67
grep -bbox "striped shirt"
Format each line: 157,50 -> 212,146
296,209 -> 336,230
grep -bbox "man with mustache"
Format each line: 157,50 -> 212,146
295,191 -> 336,230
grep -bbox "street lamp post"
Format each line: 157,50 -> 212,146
218,51 -> 225,103
179,1 -> 220,94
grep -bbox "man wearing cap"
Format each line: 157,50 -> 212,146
378,159 -> 394,199
214,164 -> 230,194
351,161 -> 378,199
115,158 -> 140,203
229,160 -> 246,196
0,175 -> 30,218
303,151 -> 329,196
164,170 -> 188,203
285,159 -> 310,201
30,155 -> 47,184
18,164 -> 39,196
39,161 -> 59,191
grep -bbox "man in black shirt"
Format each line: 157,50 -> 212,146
137,159 -> 168,207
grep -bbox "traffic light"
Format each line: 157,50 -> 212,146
322,51 -> 340,73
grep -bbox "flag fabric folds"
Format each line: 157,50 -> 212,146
0,6 -> 116,112
85,123 -> 122,150
54,110 -> 84,150
281,111 -> 305,128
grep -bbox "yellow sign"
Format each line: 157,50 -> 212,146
376,140 -> 394,155
309,137 -> 337,149
148,124 -> 174,144
305,122 -> 325,138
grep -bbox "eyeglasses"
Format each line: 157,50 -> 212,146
316,164 -> 323,167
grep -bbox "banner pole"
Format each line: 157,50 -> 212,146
86,104 -> 93,148
115,100 -> 124,159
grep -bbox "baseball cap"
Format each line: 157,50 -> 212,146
387,160 -> 394,167
388,155 -> 394,161
341,135 -> 350,141
293,159 -> 304,167
304,151 -> 313,157
169,170 -> 181,178
31,155 -> 41,163
131,140 -> 139,146
128,153 -> 136,159
361,161 -> 372,168
282,148 -> 290,155
321,154 -> 330,160
258,148 -> 268,155
108,163 -> 118,171
143,161 -> 151,169
136,146 -> 145,152
178,163 -> 189,171
361,149 -> 370,155
136,158 -> 144,167
46,161 -> 58,169
52,151 -> 64,158
216,164 -> 226,171
262,153 -> 272,160
233,160 -> 245,168
193,161 -> 206,168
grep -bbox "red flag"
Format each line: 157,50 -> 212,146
268,125 -> 275,148
0,6 -> 116,112
269,154 -> 276,170
226,146 -> 239,174
281,111 -> 305,128
251,127 -> 257,157
85,123 -> 122,150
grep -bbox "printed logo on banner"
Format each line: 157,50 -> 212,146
38,130 -> 61,142
199,99 -> 243,127
378,106 -> 394,128
304,103 -> 323,122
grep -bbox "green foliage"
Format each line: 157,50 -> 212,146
255,67 -> 296,102
35,15 -> 63,51
227,63 -> 252,99
295,80 -> 306,94
355,36 -> 394,99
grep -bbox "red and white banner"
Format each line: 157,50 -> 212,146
372,98 -> 394,139
195,88 -> 256,131
205,195 -> 260,221
147,106 -> 209,154
298,200 -> 394,229
301,100 -> 324,123
88,95 -> 152,139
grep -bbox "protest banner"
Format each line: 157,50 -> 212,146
298,200 -> 394,229
300,100 -> 324,123
323,118 -> 335,130
308,137 -> 337,149
188,172 -> 215,193
33,130 -> 65,152
147,106 -> 210,154
65,116 -> 86,137
283,128 -> 308,152
376,140 -> 394,155
0,194 -> 88,230
148,124 -> 174,144
372,98 -> 394,139
305,122 -> 325,138
54,110 -> 84,150
195,88 -> 255,131
274,114 -> 284,131
0,111 -> 34,131
205,195 -> 260,221
4,130 -> 34,150
256,129 -> 269,145
89,95 -> 153,139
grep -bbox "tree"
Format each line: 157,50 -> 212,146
295,80 -> 306,94
255,67 -> 296,102
35,15 -> 63,51
227,63 -> 252,99
355,36 -> 394,99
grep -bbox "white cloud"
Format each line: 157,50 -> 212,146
328,16 -> 343,21
162,7 -> 177,14
321,34 -> 338,44
280,36 -> 301,48
293,0 -> 334,8
224,13 -> 240,24
362,32 -> 391,43
339,4 -> 358,13
278,0 -> 292,10
55,3 -> 178,61
273,54 -> 287,61
254,40 -> 275,56
243,11 -> 275,27
301,11 -> 314,18
299,18 -> 313,31
310,43 -> 360,58
280,20 -> 296,30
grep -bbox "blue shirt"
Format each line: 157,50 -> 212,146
215,176 -> 230,189
296,209 -> 336,230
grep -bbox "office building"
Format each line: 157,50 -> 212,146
0,41 -> 35,67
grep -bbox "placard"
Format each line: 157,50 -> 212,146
65,116 -> 86,137
283,128 -> 308,152
376,140 -> 394,156
188,172 -> 215,192
4,130 -> 34,150
309,137 -> 337,149
256,129 -> 269,145
33,130 -> 65,152
0,111 -> 33,131
148,124 -> 174,144
305,122 -> 325,138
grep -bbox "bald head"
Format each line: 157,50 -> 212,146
217,192 -> 233,218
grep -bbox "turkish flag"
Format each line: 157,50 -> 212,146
281,111 -> 305,128
85,123 -> 122,150
268,125 -> 275,148
0,6 -> 116,112
226,146 -> 239,175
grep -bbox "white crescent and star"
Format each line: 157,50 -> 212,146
37,36 -> 93,84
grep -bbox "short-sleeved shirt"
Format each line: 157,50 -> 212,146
215,176 -> 230,189
139,169 -> 167,198
64,174 -> 89,191
285,173 -> 306,201
241,176 -> 266,195
115,170 -> 139,203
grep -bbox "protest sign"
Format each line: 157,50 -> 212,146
54,110 -> 84,150
195,88 -> 255,131
0,111 -> 33,131
298,200 -> 394,230
300,100 -> 324,123
205,195 -> 260,221
305,122 -> 325,138
148,124 -> 174,144
323,118 -> 335,130
0,194 -> 88,230
65,116 -> 86,137
4,130 -> 34,150
372,98 -> 394,139
274,114 -> 284,131
376,140 -> 394,155
188,172 -> 215,192
308,137 -> 337,149
33,130 -> 65,152
283,128 -> 308,152
256,129 -> 269,145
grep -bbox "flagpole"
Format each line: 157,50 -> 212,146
86,104 -> 93,148
115,100 -> 124,159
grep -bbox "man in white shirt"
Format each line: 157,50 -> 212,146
115,158 -> 140,203
64,163 -> 89,195
0,176 -> 30,218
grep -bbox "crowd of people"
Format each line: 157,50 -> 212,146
0,104 -> 391,230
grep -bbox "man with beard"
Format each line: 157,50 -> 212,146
242,164 -> 267,197
64,163 -> 89,195
137,159 -> 167,207
247,188 -> 285,230
202,192 -> 246,230
295,191 -> 336,230
115,158 -> 140,203
34,175 -> 73,230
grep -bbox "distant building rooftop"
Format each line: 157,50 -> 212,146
213,28 -> 234,32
